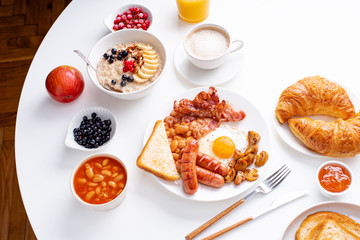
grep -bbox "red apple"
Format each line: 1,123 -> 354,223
45,65 -> 85,103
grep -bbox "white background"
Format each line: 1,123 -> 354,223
15,0 -> 360,239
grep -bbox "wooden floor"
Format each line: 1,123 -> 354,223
0,0 -> 71,239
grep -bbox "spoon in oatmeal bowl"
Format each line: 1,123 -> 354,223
74,50 -> 107,87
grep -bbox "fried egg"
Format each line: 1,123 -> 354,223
198,124 -> 248,166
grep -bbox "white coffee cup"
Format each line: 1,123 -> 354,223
184,23 -> 243,69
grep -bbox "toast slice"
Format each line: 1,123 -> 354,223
315,220 -> 359,240
296,211 -> 360,240
137,120 -> 180,181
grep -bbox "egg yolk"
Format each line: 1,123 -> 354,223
212,136 -> 235,159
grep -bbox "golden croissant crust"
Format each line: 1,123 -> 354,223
288,114 -> 360,158
276,76 -> 355,124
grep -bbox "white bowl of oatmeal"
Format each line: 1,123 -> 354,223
87,29 -> 166,100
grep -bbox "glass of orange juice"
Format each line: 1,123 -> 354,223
176,0 -> 210,23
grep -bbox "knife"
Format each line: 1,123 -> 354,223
201,190 -> 308,240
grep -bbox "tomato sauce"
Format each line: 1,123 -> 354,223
318,163 -> 351,193
73,156 -> 127,204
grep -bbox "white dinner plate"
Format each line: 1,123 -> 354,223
281,201 -> 360,239
173,42 -> 243,86
273,80 -> 360,159
143,87 -> 271,201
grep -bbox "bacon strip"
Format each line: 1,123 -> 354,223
173,87 -> 246,122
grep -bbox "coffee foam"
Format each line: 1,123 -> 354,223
185,27 -> 230,59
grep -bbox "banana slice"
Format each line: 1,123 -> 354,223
143,49 -> 156,55
137,69 -> 154,79
141,66 -> 157,75
143,54 -> 157,60
133,74 -> 149,83
144,58 -> 159,64
143,62 -> 159,70
137,44 -> 153,51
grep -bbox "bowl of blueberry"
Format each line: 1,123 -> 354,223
65,107 -> 117,151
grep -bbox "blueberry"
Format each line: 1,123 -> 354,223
103,53 -> 109,59
122,50 -> 128,57
111,48 -> 117,54
111,79 -> 116,85
122,75 -> 128,81
108,58 -> 114,64
109,54 -> 115,59
121,80 -> 127,87
127,76 -> 134,82
91,112 -> 97,118
83,116 -> 88,121
105,119 -> 111,125
117,55 -> 122,60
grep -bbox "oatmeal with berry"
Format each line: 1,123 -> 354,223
96,42 -> 161,93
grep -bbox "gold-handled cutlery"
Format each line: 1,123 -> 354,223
185,164 -> 291,240
201,190 -> 308,240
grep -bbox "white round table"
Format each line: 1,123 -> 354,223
15,0 -> 360,239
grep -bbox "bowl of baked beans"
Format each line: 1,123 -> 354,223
70,153 -> 128,210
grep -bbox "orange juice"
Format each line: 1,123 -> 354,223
176,0 -> 210,23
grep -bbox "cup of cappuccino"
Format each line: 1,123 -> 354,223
184,24 -> 243,69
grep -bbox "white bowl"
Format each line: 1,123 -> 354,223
70,153 -> 128,211
65,106 -> 117,151
87,30 -> 166,100
103,4 -> 152,32
316,160 -> 353,198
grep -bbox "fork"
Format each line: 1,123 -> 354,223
185,164 -> 291,240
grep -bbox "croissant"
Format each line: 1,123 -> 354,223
288,113 -> 360,157
276,76 -> 355,124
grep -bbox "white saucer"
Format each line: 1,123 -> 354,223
173,42 -> 243,86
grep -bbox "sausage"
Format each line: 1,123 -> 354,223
196,152 -> 230,177
197,166 -> 224,188
180,139 -> 199,195
176,161 -> 224,188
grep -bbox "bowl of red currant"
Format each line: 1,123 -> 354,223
104,4 -> 152,32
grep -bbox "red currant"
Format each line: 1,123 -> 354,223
114,18 -> 120,24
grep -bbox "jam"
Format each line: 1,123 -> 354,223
318,163 -> 351,193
